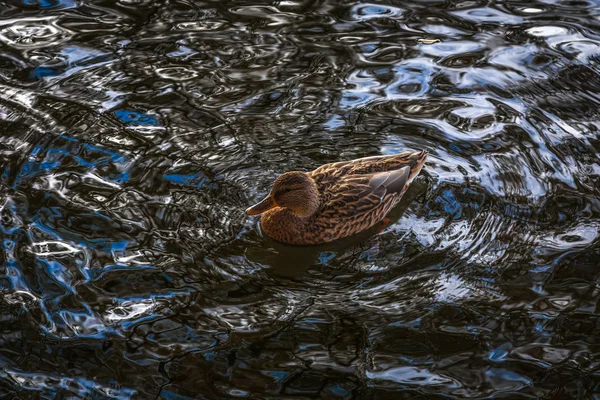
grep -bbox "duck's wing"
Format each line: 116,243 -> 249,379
347,151 -> 425,175
319,166 -> 410,219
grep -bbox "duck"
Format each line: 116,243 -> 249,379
246,150 -> 428,245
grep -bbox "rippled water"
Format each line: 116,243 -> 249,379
0,0 -> 599,398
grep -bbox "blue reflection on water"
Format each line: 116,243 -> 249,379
163,173 -> 218,189
317,251 -> 336,265
15,135 -> 130,188
115,110 -> 158,126
11,0 -> 78,8
31,47 -> 110,80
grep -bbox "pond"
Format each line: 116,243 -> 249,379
0,0 -> 599,398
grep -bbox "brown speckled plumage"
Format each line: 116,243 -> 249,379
246,150 -> 428,245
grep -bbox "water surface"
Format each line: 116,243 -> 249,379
0,0 -> 599,398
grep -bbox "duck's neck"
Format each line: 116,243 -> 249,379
292,194 -> 320,217
261,207 -> 310,244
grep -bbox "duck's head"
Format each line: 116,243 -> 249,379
246,171 -> 319,217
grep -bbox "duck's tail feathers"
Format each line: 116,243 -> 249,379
408,150 -> 428,181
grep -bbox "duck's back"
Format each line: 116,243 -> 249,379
300,152 -> 427,243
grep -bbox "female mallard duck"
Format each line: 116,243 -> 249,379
246,150 -> 428,245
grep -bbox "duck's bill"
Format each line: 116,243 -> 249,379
246,195 -> 276,216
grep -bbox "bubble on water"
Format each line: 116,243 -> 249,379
155,66 -> 199,81
526,26 -> 569,37
0,18 -> 72,49
338,35 -> 364,43
351,4 -> 403,20
176,21 -> 224,31
277,0 -> 303,8
521,7 -> 544,13
417,38 -> 441,44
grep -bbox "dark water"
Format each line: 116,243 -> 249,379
0,0 -> 599,398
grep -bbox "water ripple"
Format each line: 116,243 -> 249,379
0,0 -> 599,398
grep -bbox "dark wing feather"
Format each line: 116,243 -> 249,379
319,166 -> 410,219
378,166 -> 410,194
